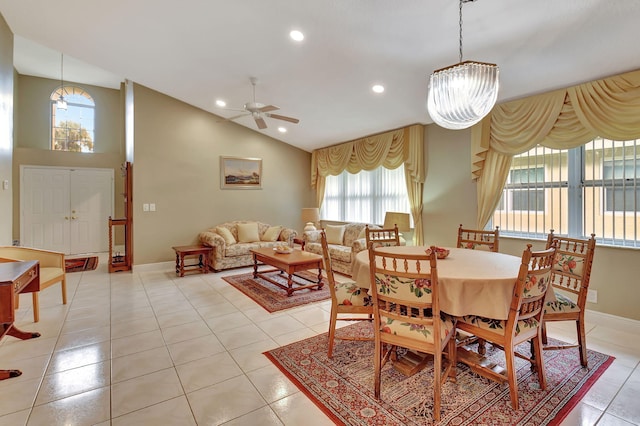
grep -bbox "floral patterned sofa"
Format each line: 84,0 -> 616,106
199,221 -> 298,272
303,222 -> 382,276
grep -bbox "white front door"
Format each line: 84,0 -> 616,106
21,166 -> 114,254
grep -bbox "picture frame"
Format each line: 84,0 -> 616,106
220,156 -> 262,189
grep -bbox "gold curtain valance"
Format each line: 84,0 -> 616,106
310,124 -> 426,245
472,68 -> 640,229
472,68 -> 640,180
311,128 -> 406,183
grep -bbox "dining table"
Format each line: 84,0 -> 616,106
352,245 -> 554,381
352,246 -> 525,320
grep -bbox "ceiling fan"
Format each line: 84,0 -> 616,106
219,77 -> 300,130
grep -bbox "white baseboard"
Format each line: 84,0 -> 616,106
132,260 -> 174,272
586,309 -> 640,333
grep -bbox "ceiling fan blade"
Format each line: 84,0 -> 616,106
217,113 -> 250,123
266,113 -> 300,124
254,116 -> 267,129
258,105 -> 279,113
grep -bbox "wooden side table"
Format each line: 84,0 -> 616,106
172,245 -> 213,277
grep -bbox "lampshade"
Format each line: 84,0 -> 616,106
426,0 -> 499,130
383,212 -> 411,232
301,207 -> 320,231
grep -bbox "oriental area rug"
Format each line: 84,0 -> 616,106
222,271 -> 331,312
265,322 -> 614,425
64,256 -> 99,273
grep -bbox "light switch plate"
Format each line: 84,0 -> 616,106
2,179 -> 8,190
150,203 -> 156,212
143,203 -> 149,212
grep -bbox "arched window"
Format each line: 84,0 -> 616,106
50,86 -> 95,152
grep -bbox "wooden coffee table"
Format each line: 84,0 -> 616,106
250,247 -> 324,296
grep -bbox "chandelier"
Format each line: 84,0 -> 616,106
427,0 -> 499,130
56,53 -> 67,110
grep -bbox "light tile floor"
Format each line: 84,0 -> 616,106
1,254 -> 639,425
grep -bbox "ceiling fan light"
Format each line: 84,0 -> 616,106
427,61 -> 499,130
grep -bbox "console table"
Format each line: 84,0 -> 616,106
0,260 -> 41,380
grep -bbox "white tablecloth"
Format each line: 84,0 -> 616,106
352,247 -> 524,320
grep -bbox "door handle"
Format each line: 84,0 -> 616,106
65,216 -> 69,220
71,216 -> 77,220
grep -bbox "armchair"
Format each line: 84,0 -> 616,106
0,246 -> 67,323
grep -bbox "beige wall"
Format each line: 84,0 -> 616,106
131,83 -> 315,264
12,75 -> 125,240
422,124 -> 478,246
0,15 -> 13,244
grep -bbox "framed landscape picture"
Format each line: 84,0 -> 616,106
220,156 -> 262,189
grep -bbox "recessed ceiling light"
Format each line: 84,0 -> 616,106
278,127 -> 287,133
290,30 -> 304,42
215,99 -> 226,107
372,84 -> 385,93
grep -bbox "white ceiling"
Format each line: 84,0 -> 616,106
2,0 -> 640,152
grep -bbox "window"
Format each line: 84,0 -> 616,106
493,138 -> 640,247
501,167 -> 546,212
321,165 -> 411,225
51,86 -> 95,152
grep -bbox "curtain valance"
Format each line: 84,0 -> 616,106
471,68 -> 640,229
310,124 -> 425,244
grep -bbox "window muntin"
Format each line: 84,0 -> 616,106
493,138 -> 640,247
321,165 -> 411,226
51,86 -> 95,152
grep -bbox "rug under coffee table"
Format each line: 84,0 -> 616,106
250,247 -> 324,296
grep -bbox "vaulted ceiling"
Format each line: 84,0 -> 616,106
2,0 -> 639,152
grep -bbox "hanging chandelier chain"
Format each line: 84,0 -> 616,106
458,0 -> 463,63
60,53 -> 64,97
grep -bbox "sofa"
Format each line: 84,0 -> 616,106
303,223 -> 381,276
198,221 -> 298,272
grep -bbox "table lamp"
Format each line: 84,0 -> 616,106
301,208 -> 320,232
383,212 -> 411,233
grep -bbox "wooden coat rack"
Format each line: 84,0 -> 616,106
109,162 -> 133,272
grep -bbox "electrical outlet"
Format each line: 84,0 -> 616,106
587,289 -> 598,304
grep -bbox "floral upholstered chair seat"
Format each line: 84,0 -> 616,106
381,313 -> 456,343
334,281 -> 371,307
544,291 -> 580,314
458,315 -> 540,336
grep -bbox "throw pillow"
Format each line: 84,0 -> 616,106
216,226 -> 236,245
326,225 -> 346,245
261,226 -> 282,242
237,222 -> 260,243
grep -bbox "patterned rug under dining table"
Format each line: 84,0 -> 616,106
250,247 -> 324,297
352,246 -> 533,380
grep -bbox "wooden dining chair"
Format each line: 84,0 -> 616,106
368,245 -> 457,422
365,224 -> 400,248
456,244 -> 556,410
320,230 -> 373,358
541,230 -> 596,367
457,224 -> 500,252
455,224 -> 499,352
